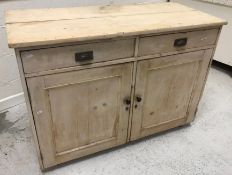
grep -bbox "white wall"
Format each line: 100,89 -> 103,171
0,0 -> 165,111
201,0 -> 232,7
172,0 -> 232,66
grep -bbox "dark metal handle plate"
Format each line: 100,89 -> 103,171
75,51 -> 93,62
174,38 -> 187,47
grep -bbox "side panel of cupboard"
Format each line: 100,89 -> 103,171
27,63 -> 133,168
130,50 -> 213,140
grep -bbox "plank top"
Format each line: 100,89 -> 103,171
5,2 -> 227,48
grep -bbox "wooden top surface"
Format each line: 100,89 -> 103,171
5,2 -> 227,48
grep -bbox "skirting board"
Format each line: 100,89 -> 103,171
0,92 -> 25,112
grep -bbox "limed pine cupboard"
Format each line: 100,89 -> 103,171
6,3 -> 226,169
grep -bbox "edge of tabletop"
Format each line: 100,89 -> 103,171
6,22 -> 227,49
5,2 -> 228,49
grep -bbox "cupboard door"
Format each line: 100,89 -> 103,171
130,50 -> 213,140
27,63 -> 133,168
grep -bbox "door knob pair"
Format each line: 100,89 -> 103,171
136,96 -> 142,102
124,96 -> 142,106
134,96 -> 142,109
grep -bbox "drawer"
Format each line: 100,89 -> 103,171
21,38 -> 135,73
138,29 -> 219,56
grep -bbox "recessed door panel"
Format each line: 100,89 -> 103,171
130,50 -> 208,140
27,63 -> 132,167
48,76 -> 120,154
141,61 -> 198,128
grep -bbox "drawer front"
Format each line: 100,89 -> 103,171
138,29 -> 218,56
21,38 -> 135,73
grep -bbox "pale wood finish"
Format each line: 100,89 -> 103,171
126,37 -> 140,141
186,28 -> 222,123
14,50 -> 44,168
6,2 -> 226,170
186,48 -> 216,123
21,38 -> 135,73
24,45 -> 215,78
130,50 -> 212,140
6,3 -> 194,24
138,28 -> 219,56
5,3 -> 226,48
27,63 -> 132,168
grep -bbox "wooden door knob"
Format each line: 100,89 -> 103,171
124,98 -> 131,105
136,96 -> 142,102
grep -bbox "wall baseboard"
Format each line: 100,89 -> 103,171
0,93 -> 25,112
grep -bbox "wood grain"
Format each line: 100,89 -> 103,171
21,38 -> 135,73
130,50 -> 206,140
138,28 -> 219,56
6,3 -> 226,48
6,3 -> 195,24
9,2 -> 226,170
14,50 -> 44,168
27,63 -> 132,168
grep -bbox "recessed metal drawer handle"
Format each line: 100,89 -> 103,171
174,38 -> 188,47
75,51 -> 93,62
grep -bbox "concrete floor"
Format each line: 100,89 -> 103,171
0,66 -> 232,175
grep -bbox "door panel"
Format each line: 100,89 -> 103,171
49,76 -> 120,154
27,63 -> 132,167
141,61 -> 199,128
130,50 -> 209,140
